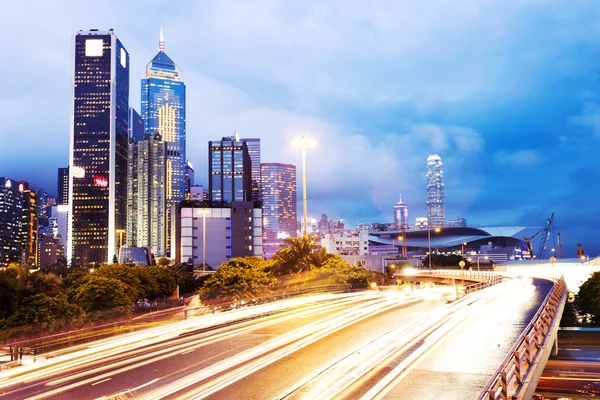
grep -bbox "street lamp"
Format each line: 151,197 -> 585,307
116,229 -> 126,262
462,242 -> 467,255
428,227 -> 441,271
297,135 -> 315,237
476,255 -> 489,272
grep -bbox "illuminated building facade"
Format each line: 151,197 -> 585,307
242,138 -> 261,202
0,178 -> 38,267
130,134 -> 167,256
209,134 -> 252,206
426,154 -> 446,228
260,163 -> 297,240
141,30 -> 186,257
57,167 -> 69,205
393,195 -> 409,228
185,160 -> 194,198
68,29 -> 130,265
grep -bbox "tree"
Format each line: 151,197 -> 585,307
575,272 -> 600,325
304,255 -> 370,289
157,257 -> 170,267
147,266 -> 179,298
4,293 -> 83,328
73,275 -> 134,313
112,254 -> 119,264
272,236 -> 331,276
199,258 -> 277,303
97,264 -> 145,299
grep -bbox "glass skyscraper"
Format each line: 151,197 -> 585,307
426,154 -> 446,228
57,167 -> 69,205
209,134 -> 252,206
141,31 -> 186,257
68,29 -> 129,265
260,163 -> 297,240
242,138 -> 261,202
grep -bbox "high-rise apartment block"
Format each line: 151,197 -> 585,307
141,31 -> 186,257
426,154 -> 445,228
57,167 -> 69,205
261,163 -> 297,240
68,29 -> 129,265
393,195 -> 409,228
209,134 -> 252,206
0,178 -> 38,267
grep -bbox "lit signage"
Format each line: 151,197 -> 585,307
4,179 -> 11,188
85,39 -> 104,57
120,48 -> 127,68
72,166 -> 85,178
94,176 -> 108,187
18,183 -> 24,192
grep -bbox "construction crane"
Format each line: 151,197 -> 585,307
523,212 -> 555,259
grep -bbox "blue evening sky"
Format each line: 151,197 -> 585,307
1,1 -> 599,256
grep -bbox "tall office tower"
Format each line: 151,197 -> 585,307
135,134 -> 167,256
141,30 -> 186,257
21,184 -> 39,267
208,134 -> 252,206
68,29 -> 129,266
393,195 -> 409,228
261,163 -> 297,240
242,138 -> 261,202
126,108 -> 144,248
184,160 -> 194,198
57,167 -> 69,205
426,154 -> 445,228
0,178 -> 38,267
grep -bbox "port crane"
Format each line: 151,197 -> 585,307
524,212 -> 555,259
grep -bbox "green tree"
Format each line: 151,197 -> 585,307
25,270 -> 61,298
147,266 -> 179,298
112,254 -> 119,264
97,264 -> 144,299
304,255 -> 370,289
4,293 -> 83,328
74,275 -> 134,313
272,236 -> 331,276
199,258 -> 277,303
575,272 -> 600,325
157,257 -> 170,267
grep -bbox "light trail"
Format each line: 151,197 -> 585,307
138,296 -> 419,399
9,294 -> 386,399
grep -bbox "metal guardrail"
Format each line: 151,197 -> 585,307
479,276 -> 567,400
416,269 -> 500,280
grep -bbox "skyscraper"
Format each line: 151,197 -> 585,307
141,30 -> 186,257
242,138 -> 261,202
57,167 -> 69,205
426,154 -> 445,228
393,195 -> 409,228
261,163 -> 297,240
68,29 -> 129,265
184,160 -> 194,199
134,134 -> 167,256
0,178 -> 38,267
208,134 -> 252,206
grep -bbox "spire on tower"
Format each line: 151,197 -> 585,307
159,27 -> 165,52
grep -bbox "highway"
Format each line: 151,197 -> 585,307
0,279 -> 551,400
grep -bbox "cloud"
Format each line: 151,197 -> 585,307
493,150 -> 544,167
570,102 -> 600,137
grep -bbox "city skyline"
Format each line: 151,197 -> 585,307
1,1 -> 600,256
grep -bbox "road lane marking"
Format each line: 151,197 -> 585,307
91,378 -> 111,386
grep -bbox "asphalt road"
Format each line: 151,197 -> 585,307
0,280 -> 551,400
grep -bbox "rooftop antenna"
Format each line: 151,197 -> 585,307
159,26 -> 165,52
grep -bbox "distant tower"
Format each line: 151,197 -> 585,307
393,195 -> 409,228
208,135 -> 252,205
141,29 -> 186,257
426,154 -> 445,228
242,138 -> 261,202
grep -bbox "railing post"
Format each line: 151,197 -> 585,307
500,371 -> 508,399
513,351 -> 521,384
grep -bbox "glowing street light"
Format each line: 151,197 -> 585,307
462,242 -> 467,254
294,135 -> 316,237
428,227 -> 441,271
476,255 -> 489,272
